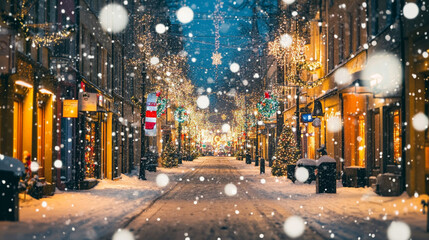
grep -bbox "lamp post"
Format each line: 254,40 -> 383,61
187,126 -> 191,160
139,62 -> 147,180
295,87 -> 301,156
254,110 -> 259,167
175,107 -> 188,164
244,96 -> 251,164
177,122 -> 182,164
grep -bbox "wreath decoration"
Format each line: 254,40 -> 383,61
156,91 -> 168,117
257,92 -> 279,119
174,106 -> 189,123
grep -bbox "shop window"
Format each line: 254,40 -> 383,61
386,108 -> 401,166
424,76 -> 429,171
328,28 -> 335,71
370,0 -> 379,36
358,115 -> 366,167
371,110 -> 381,169
343,93 -> 367,167
339,22 -> 344,62
84,114 -> 101,179
100,113 -> 108,179
348,12 -> 353,56
37,105 -> 46,178
13,101 -> 23,160
392,110 -> 402,164
356,9 -> 361,51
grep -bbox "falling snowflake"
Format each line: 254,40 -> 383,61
230,63 -> 240,73
99,4 -> 129,33
156,174 -> 170,187
176,6 -> 194,24
224,183 -> 237,196
197,95 -> 210,109
295,167 -> 309,183
403,3 -> 419,20
283,216 -> 305,238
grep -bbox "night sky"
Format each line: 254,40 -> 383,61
167,0 -> 278,122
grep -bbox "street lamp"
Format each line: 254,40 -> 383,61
174,107 -> 188,164
177,122 -> 183,164
244,95 -> 251,164
295,87 -> 301,155
139,63 -> 147,180
254,110 -> 259,167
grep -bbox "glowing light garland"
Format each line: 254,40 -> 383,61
212,0 -> 224,83
268,18 -> 323,88
1,0 -> 74,47
32,27 -> 74,46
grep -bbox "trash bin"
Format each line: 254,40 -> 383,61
343,167 -> 366,188
260,158 -> 265,174
375,173 -> 402,196
145,153 -> 158,172
0,155 -> 25,221
178,152 -> 182,164
287,164 -> 296,183
245,154 -> 251,164
316,156 -> 336,194
296,158 -> 317,184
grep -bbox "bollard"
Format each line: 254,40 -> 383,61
245,154 -> 251,164
255,155 -> 259,166
260,158 -> 265,174
421,199 -> 429,232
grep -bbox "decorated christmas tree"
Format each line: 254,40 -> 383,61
161,137 -> 178,168
271,125 -> 300,176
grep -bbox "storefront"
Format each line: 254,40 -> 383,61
76,85 -> 113,188
9,55 -> 57,194
404,24 -> 429,195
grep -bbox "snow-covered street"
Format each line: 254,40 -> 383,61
235,158 -> 429,240
1,0 -> 429,239
0,160 -> 200,240
1,157 -> 429,239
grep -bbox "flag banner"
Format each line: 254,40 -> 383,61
145,92 -> 157,136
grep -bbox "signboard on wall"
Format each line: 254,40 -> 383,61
63,100 -> 78,118
78,92 -> 97,111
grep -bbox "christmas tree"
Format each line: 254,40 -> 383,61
271,125 -> 300,176
161,137 -> 178,168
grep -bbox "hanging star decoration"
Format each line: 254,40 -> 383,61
212,2 -> 224,66
211,51 -> 222,65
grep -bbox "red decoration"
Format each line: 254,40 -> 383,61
264,91 -> 270,99
156,91 -> 161,97
81,82 -> 86,92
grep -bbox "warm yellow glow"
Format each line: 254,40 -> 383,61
39,88 -> 53,95
15,80 -> 33,88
